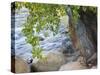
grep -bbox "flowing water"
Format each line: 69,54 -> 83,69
11,7 -> 74,63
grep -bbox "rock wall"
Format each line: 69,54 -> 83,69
68,6 -> 97,67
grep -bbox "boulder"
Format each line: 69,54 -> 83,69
31,52 -> 66,72
11,56 -> 30,73
59,57 -> 87,71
